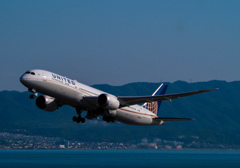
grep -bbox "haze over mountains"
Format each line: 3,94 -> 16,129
0,80 -> 240,146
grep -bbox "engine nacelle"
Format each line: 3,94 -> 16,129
36,95 -> 58,112
98,94 -> 120,110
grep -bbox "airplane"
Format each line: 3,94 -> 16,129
20,69 -> 217,126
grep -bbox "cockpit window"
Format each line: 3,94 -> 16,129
25,71 -> 35,75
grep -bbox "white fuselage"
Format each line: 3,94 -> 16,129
20,69 -> 161,126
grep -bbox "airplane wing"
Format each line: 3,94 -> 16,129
118,88 -> 218,107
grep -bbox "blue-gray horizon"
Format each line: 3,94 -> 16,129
1,0 -> 240,91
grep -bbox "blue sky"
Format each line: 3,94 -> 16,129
1,0 -> 240,91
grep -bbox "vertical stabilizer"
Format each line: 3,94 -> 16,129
142,83 -> 168,115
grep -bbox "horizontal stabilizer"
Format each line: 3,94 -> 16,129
153,117 -> 195,121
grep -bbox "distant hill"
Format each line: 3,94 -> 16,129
0,80 -> 240,146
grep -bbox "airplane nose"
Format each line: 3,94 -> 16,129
20,74 -> 27,85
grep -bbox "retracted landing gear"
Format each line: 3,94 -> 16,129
73,108 -> 85,124
28,88 -> 38,99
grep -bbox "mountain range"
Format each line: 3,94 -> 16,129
0,80 -> 240,146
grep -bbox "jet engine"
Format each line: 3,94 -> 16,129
36,95 -> 59,112
98,94 -> 120,110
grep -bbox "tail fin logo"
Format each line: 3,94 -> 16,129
143,101 -> 158,115
142,83 -> 168,115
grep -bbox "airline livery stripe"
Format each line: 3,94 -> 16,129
120,108 -> 157,118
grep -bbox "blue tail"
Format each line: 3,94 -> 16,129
142,83 -> 168,115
